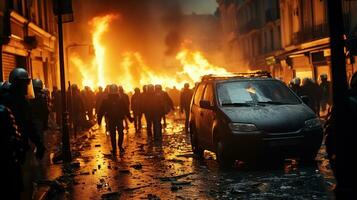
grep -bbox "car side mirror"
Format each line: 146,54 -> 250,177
200,100 -> 212,109
301,96 -> 309,104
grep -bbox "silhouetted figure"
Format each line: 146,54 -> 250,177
152,85 -> 167,141
119,86 -> 130,131
82,86 -> 95,121
131,87 -> 142,133
0,105 -> 23,200
301,78 -> 321,115
158,85 -> 174,128
95,86 -> 105,115
145,84 -> 156,136
289,77 -> 302,96
98,84 -> 133,154
51,86 -> 62,128
141,85 -> 149,130
30,79 -> 50,133
68,84 -> 85,137
319,74 -> 332,116
0,68 -> 45,199
180,83 -> 193,132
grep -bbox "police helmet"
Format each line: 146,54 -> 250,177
109,84 -> 118,94
9,68 -> 30,85
32,79 -> 44,89
320,73 -> 328,81
155,84 -> 162,91
147,84 -> 154,92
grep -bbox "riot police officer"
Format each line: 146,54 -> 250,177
180,83 -> 193,133
0,68 -> 45,160
131,87 -> 142,133
30,79 -> 50,133
0,105 -> 23,200
98,84 -> 133,154
0,68 -> 45,199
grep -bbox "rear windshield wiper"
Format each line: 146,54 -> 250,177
221,103 -> 253,107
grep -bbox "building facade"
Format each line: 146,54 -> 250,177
0,0 -> 58,89
279,0 -> 357,83
218,0 -> 357,83
217,0 -> 282,74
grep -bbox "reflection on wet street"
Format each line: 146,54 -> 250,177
47,114 -> 334,199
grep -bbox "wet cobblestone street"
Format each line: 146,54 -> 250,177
42,114 -> 335,200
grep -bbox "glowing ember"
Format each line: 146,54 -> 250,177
70,14 -> 233,91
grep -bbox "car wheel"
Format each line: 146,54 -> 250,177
216,140 -> 235,167
190,128 -> 204,157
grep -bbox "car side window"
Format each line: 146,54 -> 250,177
193,83 -> 206,105
202,84 -> 214,106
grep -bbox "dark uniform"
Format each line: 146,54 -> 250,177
30,79 -> 50,133
68,84 -> 85,136
0,68 -> 45,199
51,87 -> 62,127
0,105 -> 23,200
119,86 -> 130,130
301,78 -> 321,115
289,78 -> 302,96
180,83 -> 193,132
98,85 -> 133,154
131,88 -> 142,132
319,74 -> 332,115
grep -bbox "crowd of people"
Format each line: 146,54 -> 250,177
0,67 -> 194,199
288,73 -> 332,117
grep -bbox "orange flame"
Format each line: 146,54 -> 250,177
70,14 -> 233,91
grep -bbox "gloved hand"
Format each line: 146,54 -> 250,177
36,143 -> 46,160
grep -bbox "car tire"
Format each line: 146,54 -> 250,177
216,140 -> 235,167
190,128 -> 204,158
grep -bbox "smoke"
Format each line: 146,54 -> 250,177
161,1 -> 183,55
65,0 -> 224,89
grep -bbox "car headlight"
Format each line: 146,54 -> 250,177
304,118 -> 322,130
229,123 -> 258,133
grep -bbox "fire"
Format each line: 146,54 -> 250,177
70,14 -> 233,91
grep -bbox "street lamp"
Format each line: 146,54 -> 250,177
53,0 -> 74,163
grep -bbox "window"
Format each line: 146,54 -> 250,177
193,84 -> 206,105
202,84 -> 214,106
217,80 -> 300,106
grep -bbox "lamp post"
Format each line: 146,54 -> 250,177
53,0 -> 74,163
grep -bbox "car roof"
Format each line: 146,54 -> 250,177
199,71 -> 276,84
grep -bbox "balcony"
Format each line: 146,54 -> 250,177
292,23 -> 329,45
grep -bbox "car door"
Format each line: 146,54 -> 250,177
191,83 -> 207,143
199,83 -> 216,148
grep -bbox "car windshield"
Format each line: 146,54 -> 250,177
217,80 -> 300,106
